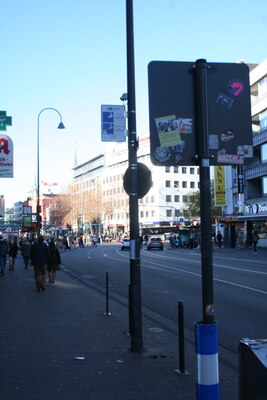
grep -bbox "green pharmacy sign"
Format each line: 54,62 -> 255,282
0,111 -> 12,131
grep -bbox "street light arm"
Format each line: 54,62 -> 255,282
36,107 -> 65,236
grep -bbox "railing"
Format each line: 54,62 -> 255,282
245,161 -> 267,180
253,126 -> 267,146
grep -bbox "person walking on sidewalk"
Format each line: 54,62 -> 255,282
20,238 -> 31,269
8,236 -> 19,271
0,235 -> 9,277
216,231 -> 223,248
47,240 -> 61,283
252,230 -> 259,254
30,235 -> 50,291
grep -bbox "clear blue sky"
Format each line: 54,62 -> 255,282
1,0 -> 267,207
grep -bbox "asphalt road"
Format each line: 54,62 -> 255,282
60,242 -> 267,384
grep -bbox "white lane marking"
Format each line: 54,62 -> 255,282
141,250 -> 267,276
115,249 -> 267,295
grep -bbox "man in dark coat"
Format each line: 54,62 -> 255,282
0,235 -> 9,277
30,235 -> 49,291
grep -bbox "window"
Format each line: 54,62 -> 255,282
183,195 -> 188,202
165,166 -> 170,173
182,167 -> 187,173
261,143 -> 267,162
198,182 -> 200,188
197,168 -> 200,174
145,211 -> 149,217
182,181 -> 187,188
151,210 -> 155,217
165,180 -> 171,188
174,166 -> 178,173
166,195 -> 171,202
166,210 -> 172,217
174,195 -> 180,202
174,181 -> 179,188
175,209 -> 180,217
190,168 -> 194,174
140,211 -> 144,218
262,176 -> 267,194
151,195 -> 155,203
190,182 -> 195,189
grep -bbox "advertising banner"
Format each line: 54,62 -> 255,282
214,166 -> 226,206
0,134 -> 13,178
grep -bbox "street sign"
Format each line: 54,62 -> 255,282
148,61 -> 253,166
0,134 -> 14,178
101,105 -> 126,142
23,206 -> 32,215
123,162 -> 152,199
0,111 -> 12,131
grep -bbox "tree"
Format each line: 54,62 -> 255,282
183,181 -> 222,219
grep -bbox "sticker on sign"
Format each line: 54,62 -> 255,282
217,153 -> 244,165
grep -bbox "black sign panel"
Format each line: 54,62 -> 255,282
148,61 -> 253,166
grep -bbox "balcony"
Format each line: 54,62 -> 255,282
253,126 -> 267,147
245,161 -> 267,180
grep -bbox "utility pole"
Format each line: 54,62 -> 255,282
126,0 -> 143,352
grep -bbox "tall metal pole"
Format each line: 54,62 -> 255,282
36,108 -> 65,237
194,59 -> 214,324
126,0 -> 143,352
194,59 -> 219,399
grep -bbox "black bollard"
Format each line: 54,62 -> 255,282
175,300 -> 189,375
105,272 -> 111,316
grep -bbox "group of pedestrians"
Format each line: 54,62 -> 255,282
0,234 -> 61,292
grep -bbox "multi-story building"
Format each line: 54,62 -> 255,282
220,59 -> 267,248
102,136 -> 200,236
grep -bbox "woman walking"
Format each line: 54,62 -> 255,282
20,238 -> 31,269
47,240 -> 61,283
30,235 -> 49,292
8,237 -> 19,271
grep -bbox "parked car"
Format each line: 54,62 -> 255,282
121,238 -> 130,251
147,237 -> 164,250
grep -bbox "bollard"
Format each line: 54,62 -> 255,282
195,321 -> 219,399
175,301 -> 189,375
104,272 -> 111,316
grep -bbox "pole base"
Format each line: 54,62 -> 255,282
174,368 -> 190,375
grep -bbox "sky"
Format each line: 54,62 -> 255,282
1,0 -> 267,208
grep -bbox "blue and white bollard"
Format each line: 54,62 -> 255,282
195,322 -> 219,399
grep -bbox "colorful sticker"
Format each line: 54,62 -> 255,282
217,153 -> 244,165
216,93 -> 233,110
237,145 -> 253,158
155,115 -> 181,148
154,146 -> 171,162
220,130 -> 235,142
228,79 -> 244,96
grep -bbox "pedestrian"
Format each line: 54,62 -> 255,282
8,236 -> 19,271
20,238 -> 31,269
0,235 -> 9,277
47,240 -> 61,283
216,231 -> 223,248
30,235 -> 50,292
252,230 -> 259,254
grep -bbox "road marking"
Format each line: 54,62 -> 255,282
141,250 -> 267,275
114,249 -> 267,295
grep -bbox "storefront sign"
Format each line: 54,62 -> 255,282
0,134 -> 13,178
237,165 -> 244,194
245,203 -> 267,214
214,166 -> 226,206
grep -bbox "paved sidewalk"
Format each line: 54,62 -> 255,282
0,254 -> 196,400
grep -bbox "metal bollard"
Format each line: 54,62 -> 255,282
175,300 -> 189,375
104,272 -> 111,316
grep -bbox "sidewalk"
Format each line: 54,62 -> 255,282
0,254 -> 196,400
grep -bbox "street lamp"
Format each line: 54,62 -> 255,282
36,107 -> 65,236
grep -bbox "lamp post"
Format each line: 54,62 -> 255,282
36,107 -> 65,236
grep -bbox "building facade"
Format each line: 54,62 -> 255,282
221,59 -> 267,248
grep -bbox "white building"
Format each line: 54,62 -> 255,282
102,136 -> 200,236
